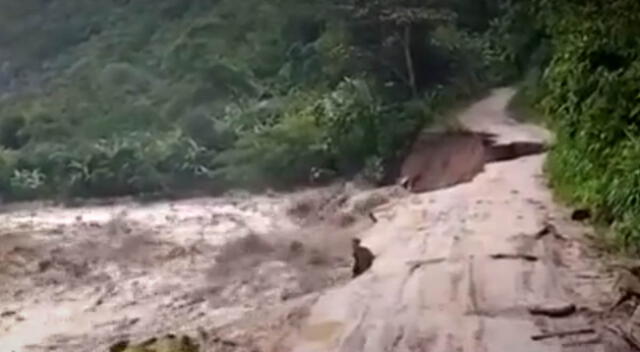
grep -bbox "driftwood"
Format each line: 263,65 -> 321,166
528,303 -> 577,318
489,253 -> 538,262
531,328 -> 596,341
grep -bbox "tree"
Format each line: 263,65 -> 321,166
335,0 -> 455,97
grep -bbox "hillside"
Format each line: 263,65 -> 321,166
0,0 -> 520,201
3,1 -> 640,350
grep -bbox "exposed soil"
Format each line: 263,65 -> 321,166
0,88 -> 635,352
399,131 -> 547,193
284,88 -> 635,352
399,131 -> 488,193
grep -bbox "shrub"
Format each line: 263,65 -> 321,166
535,0 -> 640,251
0,0 -> 519,201
0,114 -> 27,149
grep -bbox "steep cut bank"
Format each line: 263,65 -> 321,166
398,130 -> 546,194
285,88 -> 625,351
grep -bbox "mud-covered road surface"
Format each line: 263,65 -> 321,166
0,88 -> 635,352
284,88 -> 633,352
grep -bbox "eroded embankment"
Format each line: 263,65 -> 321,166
398,130 -> 547,193
285,88 -> 632,352
1,88 -> 634,352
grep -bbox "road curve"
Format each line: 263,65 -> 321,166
287,88 -> 606,352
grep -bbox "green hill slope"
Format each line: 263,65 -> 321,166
0,0 -> 517,200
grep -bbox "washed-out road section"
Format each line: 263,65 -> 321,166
286,88 -> 618,352
0,88 -> 625,352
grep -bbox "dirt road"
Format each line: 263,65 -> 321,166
287,88 -> 619,351
0,88 -> 629,352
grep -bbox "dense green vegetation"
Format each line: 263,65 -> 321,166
500,0 -> 640,251
0,0 -> 518,200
